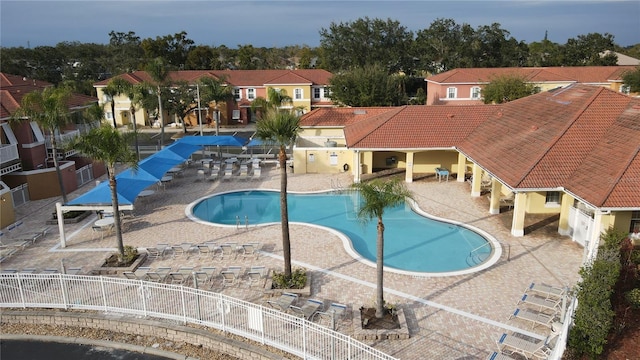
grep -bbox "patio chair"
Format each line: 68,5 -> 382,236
496,332 -> 552,360
146,247 -> 164,260
251,167 -> 262,181
518,293 -> 562,313
219,243 -> 237,259
167,272 -> 188,285
170,245 -> 187,258
240,243 -> 260,259
196,244 -> 215,259
0,246 -> 18,263
509,308 -> 556,330
245,266 -> 267,287
485,351 -> 518,360
265,292 -> 299,312
288,298 -> 324,320
145,271 -> 164,282
220,266 -> 242,287
222,167 -> 233,181
193,271 -> 210,288
123,271 -> 139,280
526,282 -> 566,300
313,302 -> 347,329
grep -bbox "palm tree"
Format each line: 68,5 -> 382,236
351,178 -> 414,318
68,125 -> 138,259
254,108 -> 301,279
197,76 -> 235,136
11,87 -> 74,203
122,83 -> 153,160
102,78 -> 130,128
250,87 -> 294,118
146,57 -> 170,147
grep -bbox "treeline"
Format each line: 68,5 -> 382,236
2,17 -> 638,97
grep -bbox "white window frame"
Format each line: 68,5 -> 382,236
447,87 -> 457,99
294,88 -> 303,100
621,84 -> 631,95
471,87 -> 481,99
247,88 -> 256,100
545,191 -> 561,207
234,88 -> 241,100
313,87 -> 321,100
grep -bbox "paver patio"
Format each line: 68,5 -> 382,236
3,163 -> 583,359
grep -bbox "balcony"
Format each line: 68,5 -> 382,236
0,143 -> 22,175
45,130 -> 80,158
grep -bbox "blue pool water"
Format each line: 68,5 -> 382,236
190,190 -> 494,274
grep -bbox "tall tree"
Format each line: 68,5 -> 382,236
622,66 -> 640,93
120,82 -> 153,160
141,31 -> 195,68
250,87 -> 294,116
67,125 -> 138,259
328,64 -> 407,106
351,178 -> 413,319
413,18 -> 463,73
562,32 -> 617,66
11,87 -> 74,203
481,74 -> 539,104
146,57 -> 171,147
319,17 -> 415,74
254,109 -> 301,279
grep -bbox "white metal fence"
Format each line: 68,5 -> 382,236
10,183 -> 29,207
75,164 -> 94,187
0,273 -> 397,360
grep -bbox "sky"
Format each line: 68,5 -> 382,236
1,0 -> 639,49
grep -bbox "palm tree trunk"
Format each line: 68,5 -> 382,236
110,101 -> 117,128
376,218 -> 385,318
157,89 -> 164,148
130,106 -> 140,161
108,169 -> 125,258
50,133 -> 68,204
279,145 -> 292,278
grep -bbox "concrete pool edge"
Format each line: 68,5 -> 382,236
185,189 -> 502,278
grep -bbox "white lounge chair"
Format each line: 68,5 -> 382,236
240,243 -> 260,259
509,308 -> 556,330
266,292 -> 299,311
518,293 -> 562,313
496,332 -> 552,360
526,282 -> 566,299
288,298 -> 324,320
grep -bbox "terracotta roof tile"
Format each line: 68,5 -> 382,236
426,66 -> 637,84
95,69 -> 332,87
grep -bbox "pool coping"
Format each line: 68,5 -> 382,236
185,189 -> 502,278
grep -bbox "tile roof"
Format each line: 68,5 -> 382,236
426,66 -> 637,85
300,107 -> 396,127
94,69 -> 333,87
1,72 -> 97,119
457,85 -> 640,208
345,105 -> 496,149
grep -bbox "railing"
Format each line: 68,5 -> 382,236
45,130 -> 80,149
10,183 -> 29,207
0,144 -> 19,164
0,273 -> 397,360
75,164 -> 94,187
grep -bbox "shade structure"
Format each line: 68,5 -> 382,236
66,135 -> 249,206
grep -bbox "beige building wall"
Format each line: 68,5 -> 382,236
298,128 -> 345,147
293,148 -> 354,174
524,191 -> 562,215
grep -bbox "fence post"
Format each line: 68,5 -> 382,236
140,281 -> 147,317
17,273 -> 25,308
100,276 -> 108,311
302,319 -> 307,359
193,272 -> 202,322
59,273 -> 69,309
181,286 -> 187,325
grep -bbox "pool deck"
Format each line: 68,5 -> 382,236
5,164 -> 584,359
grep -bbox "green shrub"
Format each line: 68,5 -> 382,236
121,245 -> 138,263
272,268 -> 307,289
568,228 -> 624,359
626,288 -> 640,308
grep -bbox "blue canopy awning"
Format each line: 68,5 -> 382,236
66,135 -> 250,206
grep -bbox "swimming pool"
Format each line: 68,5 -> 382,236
186,190 -> 501,276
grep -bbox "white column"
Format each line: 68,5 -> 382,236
56,202 -> 66,248
405,152 -> 414,183
510,193 -> 527,237
354,150 -> 361,183
456,152 -> 467,182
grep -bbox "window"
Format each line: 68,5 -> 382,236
621,84 -> 631,95
232,110 -> 240,120
471,87 -> 481,99
247,88 -> 255,100
447,87 -> 457,99
313,87 -> 321,99
234,88 -> 241,100
630,211 -> 640,234
294,88 -> 303,100
545,191 -> 561,205
324,87 -> 331,98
